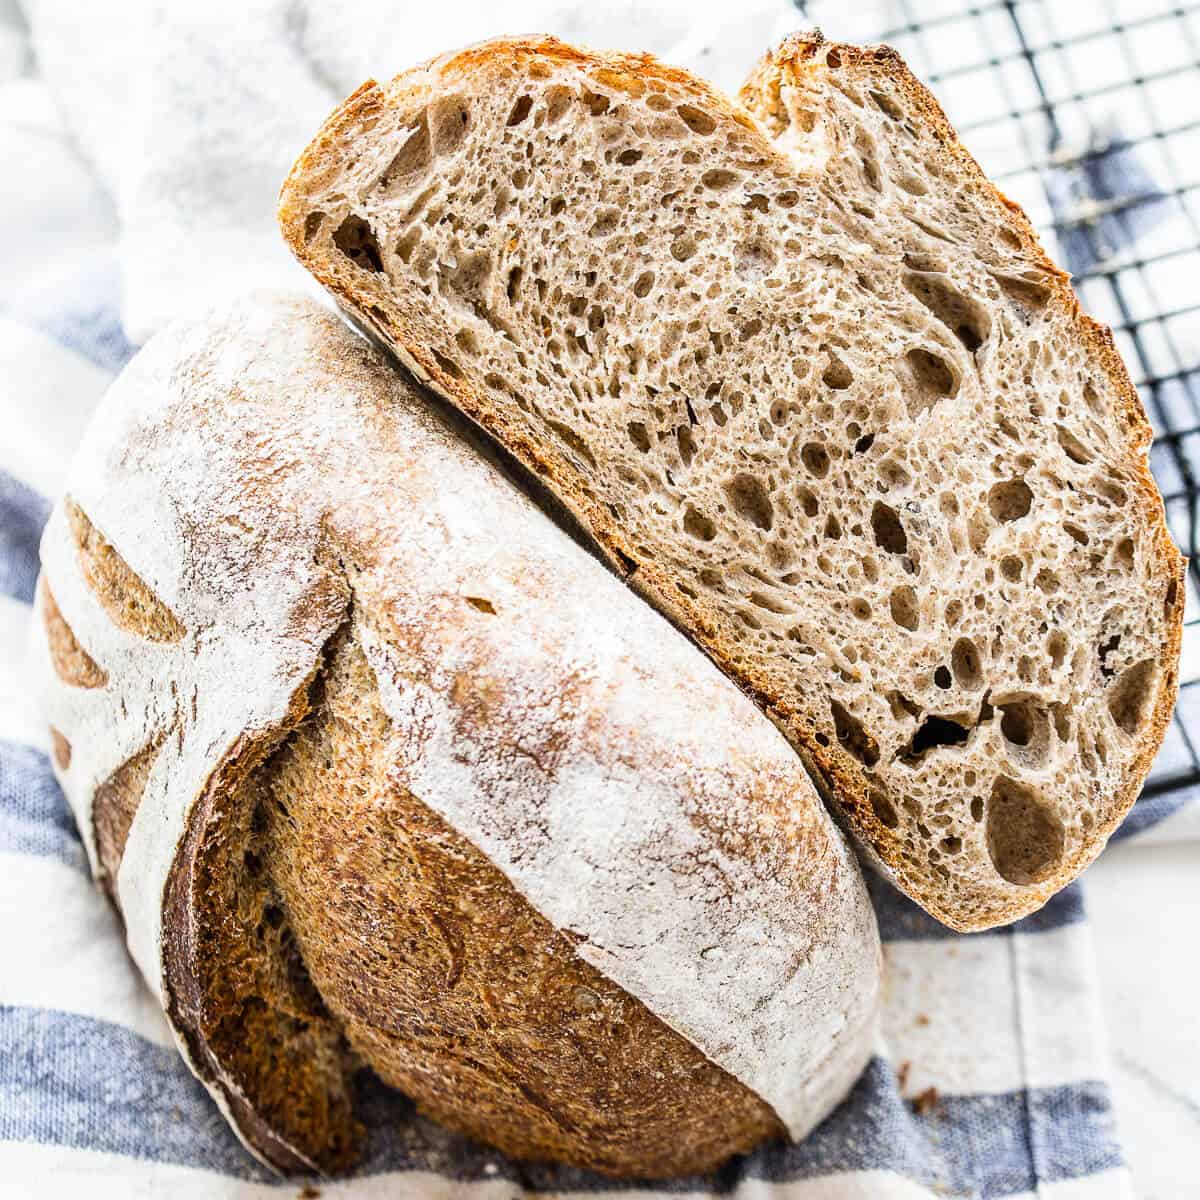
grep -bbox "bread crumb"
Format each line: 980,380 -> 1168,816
896,1060 -> 911,1091
915,1013 -> 930,1026
298,1187 -> 321,1199
911,1086 -> 939,1116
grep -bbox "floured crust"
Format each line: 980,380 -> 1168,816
278,34 -> 1184,931
32,293 -> 880,1175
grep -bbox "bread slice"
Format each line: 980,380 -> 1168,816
278,35 -> 1184,931
34,292 -> 879,1176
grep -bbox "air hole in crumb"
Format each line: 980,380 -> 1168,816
302,211 -> 325,243
429,94 -> 471,154
1048,631 -> 1068,668
940,836 -> 962,855
1165,577 -> 1179,617
871,790 -> 899,828
397,227 -> 421,264
633,270 -> 655,299
825,514 -> 842,540
869,89 -> 904,120
546,419 -> 597,468
995,272 -> 1052,312
627,421 -> 651,452
801,443 -> 830,477
725,474 -> 773,531
934,666 -> 952,689
671,234 -> 698,262
999,700 -> 1034,746
830,700 -> 879,766
1035,568 -> 1060,594
507,95 -> 533,126
951,638 -> 982,688
544,86 -> 573,122
899,715 -> 970,763
431,348 -> 463,379
465,596 -> 496,614
582,90 -> 610,116
903,347 -> 958,416
702,168 -> 739,190
676,104 -> 716,134
1056,424 -> 1093,464
988,479 -> 1032,522
1051,702 -> 1071,742
822,354 -> 854,390
879,459 -> 911,491
1064,523 -> 1089,546
902,272 -> 990,352
872,503 -> 908,555
1107,659 -> 1158,735
890,585 -> 919,631
683,506 -> 717,541
1000,555 -> 1024,582
333,214 -> 383,272
987,776 -> 1064,885
851,597 -> 871,619
617,148 -> 643,166
676,425 -> 696,467
590,210 -> 620,238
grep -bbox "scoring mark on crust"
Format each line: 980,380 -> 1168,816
93,733 -> 167,904
40,579 -> 108,688
65,498 -> 186,643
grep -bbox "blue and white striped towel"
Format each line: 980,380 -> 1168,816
3,1 -> 1196,1195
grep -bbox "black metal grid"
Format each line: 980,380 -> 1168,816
798,0 -> 1200,806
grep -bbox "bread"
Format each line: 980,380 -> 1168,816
32,292 -> 880,1177
278,34 -> 1185,932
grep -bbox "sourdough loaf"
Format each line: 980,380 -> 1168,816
279,34 -> 1185,931
33,292 -> 880,1177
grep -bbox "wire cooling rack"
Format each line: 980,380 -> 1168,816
796,0 -> 1200,819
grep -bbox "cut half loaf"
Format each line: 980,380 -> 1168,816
280,34 -> 1185,931
33,293 -> 879,1177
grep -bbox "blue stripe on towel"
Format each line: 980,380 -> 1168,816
4,253 -> 137,375
0,1006 -> 1120,1196
0,469 -> 48,605
0,740 -> 83,871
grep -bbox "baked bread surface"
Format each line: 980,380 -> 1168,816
33,292 -> 880,1176
279,34 -> 1185,931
